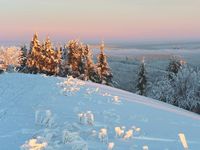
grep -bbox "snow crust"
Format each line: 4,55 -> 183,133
0,73 -> 200,150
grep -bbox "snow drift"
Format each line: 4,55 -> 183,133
0,73 -> 200,150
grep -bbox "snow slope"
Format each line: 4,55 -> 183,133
0,73 -> 200,150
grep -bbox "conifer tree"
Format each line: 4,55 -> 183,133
84,44 -> 101,82
18,45 -> 28,72
27,34 -> 61,75
43,37 -> 55,74
58,43 -> 71,77
66,40 -> 101,81
67,40 -> 82,77
78,44 -> 87,77
27,33 -> 42,73
57,43 -> 70,77
96,41 -> 113,85
136,57 -> 147,96
55,45 -> 62,75
167,56 -> 183,79
41,36 -> 61,75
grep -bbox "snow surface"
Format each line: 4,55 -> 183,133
0,73 -> 200,150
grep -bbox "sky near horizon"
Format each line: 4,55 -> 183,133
0,0 -> 200,43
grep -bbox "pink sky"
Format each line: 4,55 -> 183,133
0,0 -> 200,42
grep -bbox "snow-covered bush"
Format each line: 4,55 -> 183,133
132,126 -> 141,136
123,129 -> 133,140
149,65 -> 200,112
142,145 -> 149,150
78,113 -> 86,124
71,141 -> 88,150
58,76 -> 85,95
134,127 -> 141,133
171,66 -> 200,110
78,111 -> 94,125
98,128 -> 108,143
107,142 -> 115,150
112,96 -> 120,103
35,110 -> 55,128
148,76 -> 174,103
166,56 -> 183,79
85,111 -> 94,125
62,130 -> 81,143
114,127 -> 124,138
0,46 -> 22,71
21,136 -> 47,150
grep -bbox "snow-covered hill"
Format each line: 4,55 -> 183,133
0,73 -> 200,150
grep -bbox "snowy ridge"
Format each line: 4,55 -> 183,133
86,81 -> 200,121
0,73 -> 200,150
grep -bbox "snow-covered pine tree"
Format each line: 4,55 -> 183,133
55,46 -> 62,74
67,40 -> 82,77
29,33 -> 40,53
27,33 -> 42,73
67,40 -> 99,81
58,43 -> 72,77
61,44 -> 68,61
84,44 -> 101,82
18,45 -> 28,72
43,36 -> 55,74
59,61 -> 72,77
96,41 -> 113,85
167,56 -> 183,79
136,57 -> 147,96
78,44 -> 88,80
0,47 -> 22,72
41,36 -> 61,75
27,34 -> 61,75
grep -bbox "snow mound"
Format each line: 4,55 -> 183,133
0,73 -> 200,150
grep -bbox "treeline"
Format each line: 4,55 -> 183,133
1,35 -> 200,114
136,56 -> 200,114
0,33 -> 113,85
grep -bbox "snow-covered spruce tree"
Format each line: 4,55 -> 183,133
27,34 -> 61,75
85,44 -> 101,83
67,40 -> 83,77
41,36 -> 61,75
67,40 -> 99,81
59,61 -> 73,77
136,58 -> 147,96
58,43 -> 72,77
17,45 -> 28,72
167,56 -> 183,79
61,44 -> 68,61
96,41 -> 113,85
79,45 -> 88,80
0,47 -> 22,72
26,33 -> 42,73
